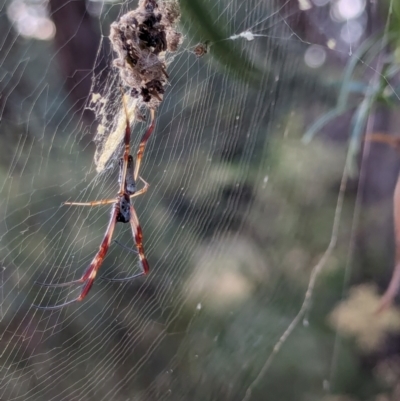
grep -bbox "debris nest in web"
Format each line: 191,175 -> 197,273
110,0 -> 182,110
92,0 -> 181,173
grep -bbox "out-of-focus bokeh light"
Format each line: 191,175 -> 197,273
327,39 -> 337,49
341,20 -> 364,44
318,0 -> 367,48
298,0 -> 312,11
331,0 -> 366,22
304,45 -> 327,68
7,0 -> 55,41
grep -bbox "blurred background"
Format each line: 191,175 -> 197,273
0,0 -> 400,400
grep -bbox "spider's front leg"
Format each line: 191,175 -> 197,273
129,204 -> 149,276
133,109 -> 156,181
64,198 -> 117,207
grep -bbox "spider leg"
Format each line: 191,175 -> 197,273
33,207 -> 119,309
118,91 -> 132,194
64,199 -> 117,207
134,109 -> 155,181
129,205 -> 149,275
101,204 -> 149,282
129,176 -> 149,199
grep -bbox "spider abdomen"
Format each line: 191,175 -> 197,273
117,195 -> 131,223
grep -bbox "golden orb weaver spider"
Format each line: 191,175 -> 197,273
34,92 -> 156,310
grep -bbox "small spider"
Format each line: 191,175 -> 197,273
34,92 -> 156,310
193,41 -> 209,58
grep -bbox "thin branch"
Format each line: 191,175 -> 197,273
241,165 -> 348,401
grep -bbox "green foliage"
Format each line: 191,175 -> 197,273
303,0 -> 400,175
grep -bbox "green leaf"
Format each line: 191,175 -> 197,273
337,32 -> 386,111
302,106 -> 355,144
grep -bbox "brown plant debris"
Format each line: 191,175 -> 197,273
110,0 -> 182,110
365,133 -> 400,151
328,284 -> 400,352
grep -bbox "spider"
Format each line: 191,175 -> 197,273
34,93 -> 156,310
193,41 -> 209,58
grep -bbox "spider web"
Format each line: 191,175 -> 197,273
0,0 -> 397,400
